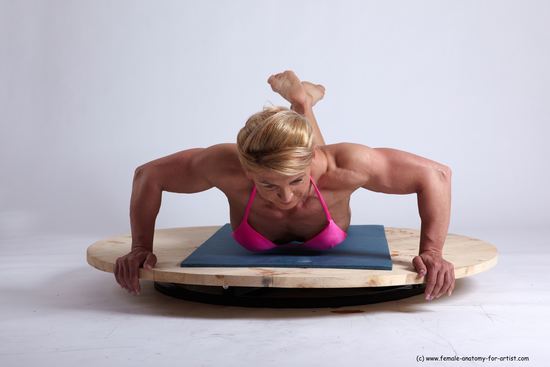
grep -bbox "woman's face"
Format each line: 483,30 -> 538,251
247,168 -> 312,210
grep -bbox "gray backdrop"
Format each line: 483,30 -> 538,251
1,0 -> 549,240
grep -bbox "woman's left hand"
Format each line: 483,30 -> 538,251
413,251 -> 455,301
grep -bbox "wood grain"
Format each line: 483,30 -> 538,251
86,226 -> 498,288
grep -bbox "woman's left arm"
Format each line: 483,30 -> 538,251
339,143 -> 455,300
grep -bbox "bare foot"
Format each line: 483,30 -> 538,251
302,81 -> 325,107
267,70 -> 308,107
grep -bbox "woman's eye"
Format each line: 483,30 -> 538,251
262,179 -> 301,189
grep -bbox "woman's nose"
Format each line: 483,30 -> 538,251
277,188 -> 293,203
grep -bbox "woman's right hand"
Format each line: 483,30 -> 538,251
114,247 -> 157,295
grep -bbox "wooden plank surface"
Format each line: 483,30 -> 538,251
86,226 -> 498,288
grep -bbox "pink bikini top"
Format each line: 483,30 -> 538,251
232,176 -> 348,252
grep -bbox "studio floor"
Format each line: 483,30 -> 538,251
1,228 -> 548,366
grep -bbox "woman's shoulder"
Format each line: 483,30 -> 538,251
318,142 -> 369,155
314,143 -> 371,191
319,142 -> 373,168
203,143 -> 252,193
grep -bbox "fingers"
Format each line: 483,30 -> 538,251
449,267 -> 455,295
114,258 -> 122,287
431,270 -> 446,299
114,251 -> 155,296
115,257 -> 128,290
127,259 -> 140,295
414,255 -> 436,301
434,263 -> 455,299
438,270 -> 453,298
143,253 -> 157,270
423,264 -> 456,301
413,256 -> 427,278
115,258 -> 130,293
446,266 -> 455,296
114,256 -> 137,295
120,259 -> 131,293
424,267 -> 438,301
416,254 -> 457,301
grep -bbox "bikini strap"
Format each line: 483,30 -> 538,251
309,176 -> 332,221
244,178 -> 331,221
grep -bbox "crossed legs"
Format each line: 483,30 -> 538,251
267,71 -> 327,146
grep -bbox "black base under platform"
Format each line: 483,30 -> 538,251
154,282 -> 426,308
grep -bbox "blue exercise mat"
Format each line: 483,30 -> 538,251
180,223 -> 393,270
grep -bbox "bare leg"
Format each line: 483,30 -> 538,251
292,99 -> 325,146
267,71 -> 326,146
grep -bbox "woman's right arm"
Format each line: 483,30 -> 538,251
115,145 -> 231,295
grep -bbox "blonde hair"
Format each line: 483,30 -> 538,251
237,106 -> 314,176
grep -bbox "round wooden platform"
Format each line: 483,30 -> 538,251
86,226 -> 498,289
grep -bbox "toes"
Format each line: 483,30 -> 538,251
268,73 -> 283,84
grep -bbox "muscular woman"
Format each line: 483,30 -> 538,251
114,70 -> 455,301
